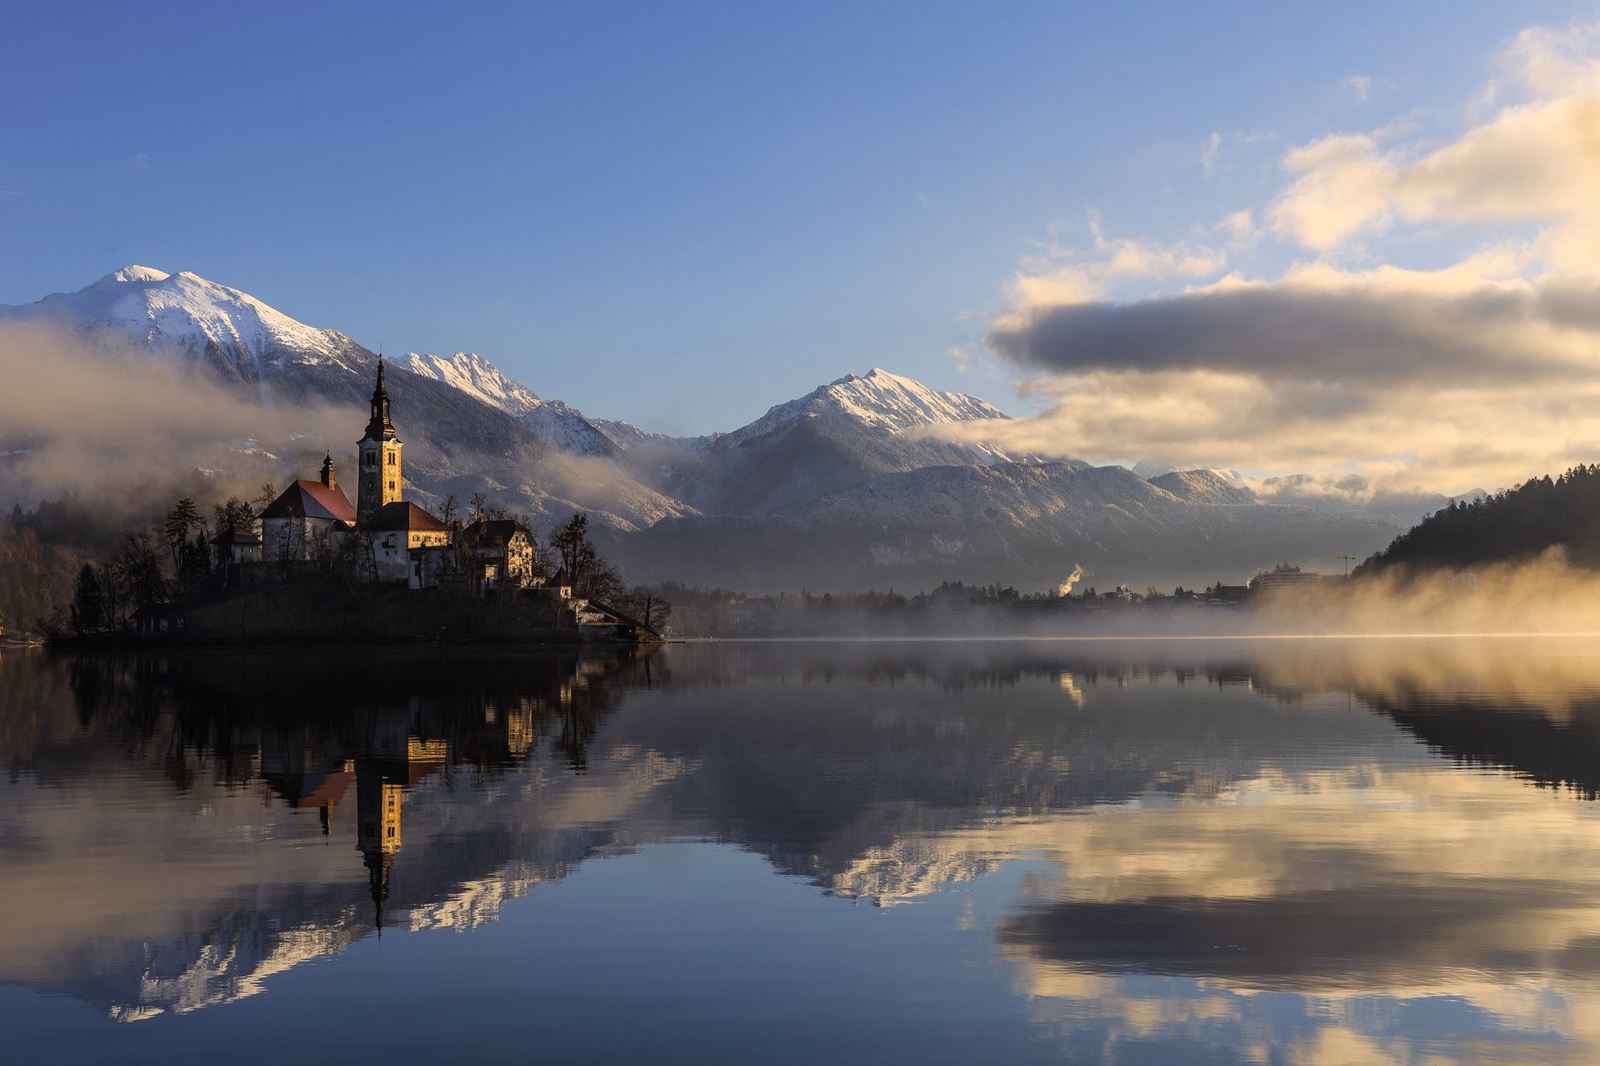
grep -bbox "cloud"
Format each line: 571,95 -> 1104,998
1341,73 -> 1374,103
999,210 -> 1233,314
991,269 -> 1600,385
1272,27 -> 1600,257
967,18 -> 1600,492
1200,130 -> 1222,177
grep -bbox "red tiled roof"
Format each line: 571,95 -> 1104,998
364,501 -> 449,533
211,526 -> 263,546
296,770 -> 354,811
262,480 -> 357,523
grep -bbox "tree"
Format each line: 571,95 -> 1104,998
112,531 -> 165,612
178,528 -> 211,593
624,587 -> 672,632
212,496 -> 259,567
213,496 -> 258,533
550,513 -> 589,578
548,512 -> 625,601
70,563 -> 107,635
163,498 -> 203,571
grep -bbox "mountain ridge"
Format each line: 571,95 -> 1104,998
1,265 -> 1414,589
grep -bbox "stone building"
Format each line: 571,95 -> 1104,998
347,360 -> 452,584
210,526 -> 263,566
459,518 -> 539,595
261,455 -> 357,562
364,501 -> 451,584
255,361 -> 452,585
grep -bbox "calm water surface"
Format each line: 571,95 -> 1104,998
5,638 -> 1600,1064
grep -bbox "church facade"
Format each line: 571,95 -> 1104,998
260,359 -> 450,585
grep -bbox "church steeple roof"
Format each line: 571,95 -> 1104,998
363,357 -> 397,442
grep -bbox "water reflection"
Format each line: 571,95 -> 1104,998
5,639 -> 1600,1063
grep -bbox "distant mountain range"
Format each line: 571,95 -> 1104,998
0,266 -> 1456,590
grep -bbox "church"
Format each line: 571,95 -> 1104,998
260,359 -> 451,586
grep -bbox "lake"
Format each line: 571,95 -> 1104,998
5,638 -> 1600,1064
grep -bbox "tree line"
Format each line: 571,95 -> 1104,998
1354,465 -> 1600,576
62,489 -> 671,637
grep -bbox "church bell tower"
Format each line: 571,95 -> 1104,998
357,358 -> 403,524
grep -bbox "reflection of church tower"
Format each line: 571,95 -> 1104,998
356,759 -> 404,930
356,358 -> 404,525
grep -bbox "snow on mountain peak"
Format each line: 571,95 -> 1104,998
406,351 -> 543,417
726,367 -> 1010,449
2,265 -> 354,375
822,367 -> 1008,432
98,264 -> 172,285
406,350 -> 617,458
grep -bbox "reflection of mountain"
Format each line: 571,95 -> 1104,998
0,649 -> 664,1021
11,637 -> 1600,1059
600,643 -> 1409,903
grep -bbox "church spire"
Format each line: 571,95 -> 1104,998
320,452 -> 336,489
357,357 -> 405,524
364,357 -> 396,442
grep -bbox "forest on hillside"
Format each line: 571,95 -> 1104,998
1356,465 -> 1600,576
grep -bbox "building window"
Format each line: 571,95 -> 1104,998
387,453 -> 395,466
388,480 -> 395,491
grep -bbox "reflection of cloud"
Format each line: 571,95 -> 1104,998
979,764 -> 1600,1062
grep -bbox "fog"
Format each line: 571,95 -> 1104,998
0,322 -> 358,520
673,549 -> 1600,639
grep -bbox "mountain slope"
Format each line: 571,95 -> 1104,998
645,368 -> 1040,517
5,265 -> 1420,591
1356,465 -> 1600,575
604,461 -> 1397,593
0,268 -> 688,531
3,266 -> 362,385
405,351 -> 618,458
1151,469 -> 1258,505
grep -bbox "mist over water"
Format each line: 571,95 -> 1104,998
4,637 -> 1600,1063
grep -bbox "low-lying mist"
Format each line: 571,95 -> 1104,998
671,550 -> 1600,639
0,322 -> 358,524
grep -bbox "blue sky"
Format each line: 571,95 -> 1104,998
0,1 -> 1592,438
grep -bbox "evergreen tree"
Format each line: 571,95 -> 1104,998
1358,465 -> 1600,576
70,563 -> 106,635
163,498 -> 203,571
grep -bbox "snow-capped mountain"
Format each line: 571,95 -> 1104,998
1150,468 -> 1259,505
406,351 -> 617,458
627,367 -> 1044,518
0,268 -> 689,530
2,265 -> 1425,589
1,266 -> 362,384
721,367 -> 1018,458
404,350 -> 542,415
